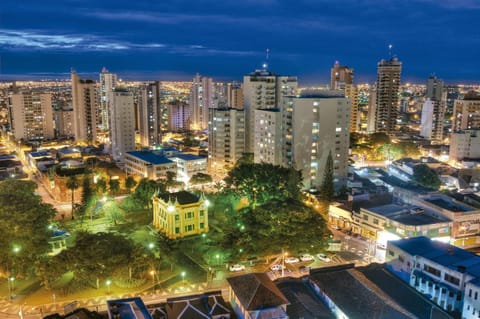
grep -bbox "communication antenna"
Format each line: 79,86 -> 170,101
262,48 -> 270,70
388,44 -> 393,58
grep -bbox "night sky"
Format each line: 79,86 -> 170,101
1,0 -> 479,84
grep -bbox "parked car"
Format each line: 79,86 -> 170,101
271,264 -> 285,271
317,253 -> 331,262
285,257 -> 300,264
300,254 -> 314,262
229,264 -> 245,272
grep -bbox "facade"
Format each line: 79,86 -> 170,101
152,191 -> 209,239
71,70 -> 98,143
167,100 -> 189,132
227,82 -> 244,109
254,108 -> 282,165
282,91 -> 350,190
208,107 -> 245,177
386,236 -> 480,316
190,74 -> 214,131
366,85 -> 377,133
109,88 -> 136,162
170,153 -> 207,184
227,273 -> 289,319
53,107 -> 74,138
453,93 -> 480,131
450,130 -> 480,161
330,61 -> 359,132
375,56 -> 402,135
138,82 -> 162,147
125,150 -> 176,180
420,76 -> 446,142
411,194 -> 480,245
9,93 -> 54,141
243,69 -> 297,153
98,67 -> 117,131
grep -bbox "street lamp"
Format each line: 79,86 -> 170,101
150,270 -> 155,293
215,254 -> 220,266
8,277 -> 15,300
106,279 -> 111,294
282,250 -> 287,277
181,271 -> 186,285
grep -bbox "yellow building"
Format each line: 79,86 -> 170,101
152,190 -> 209,239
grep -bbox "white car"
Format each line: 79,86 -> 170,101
229,264 -> 245,272
317,253 -> 331,262
271,264 -> 285,271
300,254 -> 314,262
285,257 -> 300,264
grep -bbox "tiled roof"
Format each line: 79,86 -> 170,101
157,191 -> 200,205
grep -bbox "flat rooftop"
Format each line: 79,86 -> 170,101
107,297 -> 152,319
366,204 -> 450,226
127,151 -> 173,165
390,236 -> 480,277
424,197 -> 474,212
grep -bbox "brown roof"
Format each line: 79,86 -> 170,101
227,273 -> 289,311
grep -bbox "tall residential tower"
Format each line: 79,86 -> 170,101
71,70 -> 98,143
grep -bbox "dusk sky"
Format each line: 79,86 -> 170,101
1,0 -> 479,84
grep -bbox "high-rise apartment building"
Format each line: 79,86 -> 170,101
330,61 -> 359,132
167,101 -> 189,132
9,93 -> 54,141
109,88 -> 135,162
282,91 -> 350,190
453,92 -> 480,131
374,56 -> 402,135
254,109 -> 282,165
420,76 -> 446,142
99,67 -> 117,131
138,82 -> 162,147
208,107 -> 245,177
450,130 -> 480,161
227,82 -> 244,109
71,70 -> 98,143
54,106 -> 74,138
190,74 -> 214,131
366,85 -> 377,133
243,69 -> 297,153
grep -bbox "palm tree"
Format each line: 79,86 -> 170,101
66,175 -> 80,219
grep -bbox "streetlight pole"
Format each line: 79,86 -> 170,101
282,249 -> 286,277
106,279 -> 111,294
181,271 -> 186,285
150,270 -> 155,293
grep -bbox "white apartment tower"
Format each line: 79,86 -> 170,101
420,76 -> 446,142
71,70 -> 98,143
282,91 -> 350,190
109,88 -> 135,162
190,74 -> 214,131
254,109 -> 282,165
243,69 -> 297,153
453,92 -> 480,132
138,82 -> 162,147
99,67 -> 117,131
450,130 -> 480,161
208,108 -> 245,178
9,93 -> 54,141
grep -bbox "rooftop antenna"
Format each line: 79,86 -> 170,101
262,48 -> 270,70
388,44 -> 393,58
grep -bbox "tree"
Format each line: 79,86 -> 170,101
0,180 -> 56,277
190,173 -> 213,185
132,178 -> 166,208
223,199 -> 328,257
109,178 -> 120,195
66,175 -> 81,218
319,151 -> 334,202
224,163 -> 302,207
103,200 -> 124,226
96,178 -> 107,195
412,164 -> 441,189
125,176 -> 137,192
369,132 -> 391,146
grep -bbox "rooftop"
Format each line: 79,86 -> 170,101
227,272 -> 289,311
390,237 -> 480,277
172,153 -> 204,161
106,297 -> 152,319
424,196 -> 474,212
127,151 -> 173,165
365,204 -> 450,226
157,191 -> 200,205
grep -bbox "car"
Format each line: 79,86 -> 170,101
285,257 -> 300,264
271,264 -> 285,271
229,264 -> 245,272
300,254 -> 314,262
317,253 -> 331,262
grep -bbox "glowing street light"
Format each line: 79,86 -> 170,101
150,270 -> 156,293
181,271 -> 186,284
106,279 -> 111,294
215,254 -> 220,266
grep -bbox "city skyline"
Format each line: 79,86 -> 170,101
1,0 -> 480,84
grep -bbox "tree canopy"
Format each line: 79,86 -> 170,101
412,164 -> 441,190
319,151 -> 334,201
223,162 -> 303,207
0,180 -> 56,277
